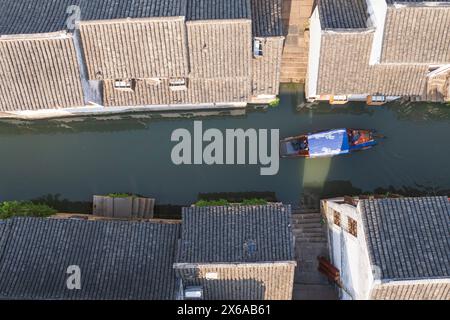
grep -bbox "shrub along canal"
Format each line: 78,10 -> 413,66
0,85 -> 449,216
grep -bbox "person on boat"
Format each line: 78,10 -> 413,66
348,130 -> 362,145
352,131 -> 361,143
300,140 -> 308,150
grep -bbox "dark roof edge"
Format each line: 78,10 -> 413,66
186,18 -> 252,25
182,203 -> 289,211
388,1 -> 450,7
0,31 -> 71,41
322,27 -> 376,34
375,276 -> 450,284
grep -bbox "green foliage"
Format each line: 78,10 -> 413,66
195,199 -> 230,207
269,97 -> 280,108
0,201 -> 57,220
195,198 -> 268,207
106,193 -> 134,198
240,198 -> 268,206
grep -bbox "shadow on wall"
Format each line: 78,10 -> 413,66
282,0 -> 293,35
31,194 -> 92,214
29,194 -> 185,219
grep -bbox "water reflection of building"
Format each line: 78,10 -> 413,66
307,0 -> 450,105
320,196 -> 450,300
0,204 -> 295,300
0,0 -> 284,119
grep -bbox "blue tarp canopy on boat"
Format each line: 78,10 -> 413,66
307,129 -> 350,157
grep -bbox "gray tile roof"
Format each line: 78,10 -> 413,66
0,0 -> 287,36
0,0 -> 187,36
317,32 -> 429,96
187,0 -> 251,20
0,0 -> 77,35
0,36 -> 85,112
315,2 -> 450,99
177,205 -> 295,264
318,0 -> 369,30
381,6 -> 450,64
251,0 -> 283,37
80,0 -> 188,21
0,217 -> 180,300
359,197 -> 450,281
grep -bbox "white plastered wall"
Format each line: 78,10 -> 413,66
366,0 -> 388,65
324,199 -> 375,300
306,7 -> 322,100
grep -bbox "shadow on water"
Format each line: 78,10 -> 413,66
297,98 -> 450,122
0,108 -> 248,136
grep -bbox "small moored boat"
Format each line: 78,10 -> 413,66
280,129 -> 379,159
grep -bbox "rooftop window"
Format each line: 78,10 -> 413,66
253,39 -> 263,57
114,79 -> 136,92
169,78 -> 187,91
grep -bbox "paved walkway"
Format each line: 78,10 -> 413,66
280,0 -> 314,83
291,210 -> 339,300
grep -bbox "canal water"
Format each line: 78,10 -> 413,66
0,84 -> 449,215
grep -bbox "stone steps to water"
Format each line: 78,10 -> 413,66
295,270 -> 330,284
292,210 -> 330,285
293,212 -> 323,219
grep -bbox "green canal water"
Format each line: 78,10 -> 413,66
0,84 -> 449,215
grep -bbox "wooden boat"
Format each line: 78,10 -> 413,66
280,129 -> 380,159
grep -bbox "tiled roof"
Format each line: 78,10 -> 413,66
187,21 -> 252,78
386,0 -> 450,4
80,18 -> 189,80
252,37 -> 284,95
187,0 -> 251,20
0,0 -> 187,36
381,6 -> 450,64
318,0 -> 369,30
251,0 -> 283,37
0,217 -> 180,300
316,0 -> 450,99
0,0 -> 76,35
0,0 -> 283,36
80,0 -> 188,21
371,282 -> 450,300
175,263 -> 296,300
0,36 -> 85,112
359,197 -> 450,281
103,77 -> 250,106
177,205 -> 295,264
317,33 -> 428,96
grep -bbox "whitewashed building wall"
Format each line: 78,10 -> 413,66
323,199 -> 374,300
306,7 -> 322,100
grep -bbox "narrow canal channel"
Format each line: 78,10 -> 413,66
0,85 -> 449,215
